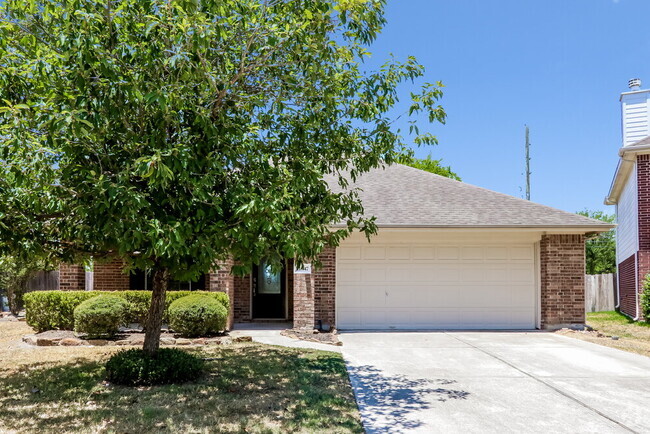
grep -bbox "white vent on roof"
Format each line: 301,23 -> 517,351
629,78 -> 642,90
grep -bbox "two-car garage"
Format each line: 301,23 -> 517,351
336,231 -> 539,330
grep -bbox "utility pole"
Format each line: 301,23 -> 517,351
525,125 -> 531,201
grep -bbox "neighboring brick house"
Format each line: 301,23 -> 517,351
605,78 -> 650,320
58,164 -> 611,331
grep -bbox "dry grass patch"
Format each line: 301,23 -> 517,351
557,311 -> 650,357
0,320 -> 362,433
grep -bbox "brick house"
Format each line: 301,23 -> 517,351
605,78 -> 650,320
60,163 -> 611,331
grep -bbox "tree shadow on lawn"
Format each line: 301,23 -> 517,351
0,345 -> 363,433
347,364 -> 470,433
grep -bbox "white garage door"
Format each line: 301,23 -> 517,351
336,240 -> 537,330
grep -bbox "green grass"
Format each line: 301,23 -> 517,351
564,310 -> 650,357
0,321 -> 362,433
587,311 -> 650,330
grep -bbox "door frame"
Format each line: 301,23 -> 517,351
249,261 -> 289,320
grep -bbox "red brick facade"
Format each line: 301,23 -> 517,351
93,258 -> 129,291
58,264 -> 85,291
314,247 -> 336,328
56,238 -> 588,330
539,234 -> 586,328
618,254 -> 637,318
634,154 -> 650,320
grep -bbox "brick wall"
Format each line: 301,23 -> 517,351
206,259 -> 236,329
636,154 -> 650,320
293,266 -> 315,329
58,264 -> 85,291
314,247 -> 336,328
93,258 -> 129,291
618,254 -> 637,318
540,234 -> 586,328
233,274 -> 251,322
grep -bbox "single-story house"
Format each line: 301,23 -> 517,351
60,163 -> 612,331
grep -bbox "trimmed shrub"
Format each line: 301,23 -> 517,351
23,290 -> 230,332
74,295 -> 128,338
642,275 -> 650,322
24,291 -> 100,332
168,295 -> 228,337
105,348 -> 204,386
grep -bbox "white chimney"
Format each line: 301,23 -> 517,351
621,78 -> 650,147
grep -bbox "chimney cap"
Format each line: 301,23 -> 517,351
629,78 -> 642,90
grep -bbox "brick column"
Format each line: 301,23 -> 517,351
93,257 -> 129,291
58,264 -> 85,291
293,266 -> 316,330
207,259 -> 236,329
314,247 -> 336,328
539,234 -> 586,329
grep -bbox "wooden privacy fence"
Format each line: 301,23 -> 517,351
27,270 -> 60,291
585,273 -> 617,313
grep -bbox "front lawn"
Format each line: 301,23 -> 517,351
0,320 -> 362,433
558,311 -> 650,358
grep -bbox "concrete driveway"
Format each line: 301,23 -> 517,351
340,332 -> 650,433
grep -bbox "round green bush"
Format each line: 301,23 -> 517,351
105,348 -> 204,386
168,294 -> 227,337
73,295 -> 128,338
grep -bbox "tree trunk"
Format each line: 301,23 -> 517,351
143,266 -> 169,356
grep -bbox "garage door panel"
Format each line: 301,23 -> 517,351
363,247 -> 386,260
412,247 -> 435,259
511,246 -> 534,260
432,267 -> 460,282
387,286 -> 430,307
510,266 -> 535,283
461,246 -> 484,260
361,267 -> 386,282
437,246 -> 460,260
387,246 -> 411,259
337,242 -> 537,330
486,246 -> 509,260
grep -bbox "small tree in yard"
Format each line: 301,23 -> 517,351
577,210 -> 616,275
0,0 -> 446,355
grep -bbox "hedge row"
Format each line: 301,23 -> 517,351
23,290 -> 230,332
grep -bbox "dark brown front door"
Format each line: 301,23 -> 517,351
252,259 -> 286,319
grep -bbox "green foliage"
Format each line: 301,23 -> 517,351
105,348 -> 204,386
24,290 -> 99,332
397,154 -> 460,180
73,295 -> 128,338
168,295 -> 228,337
0,0 -> 446,352
577,210 -> 616,274
642,275 -> 650,322
0,0 -> 445,278
0,255 -> 53,314
24,290 -> 229,332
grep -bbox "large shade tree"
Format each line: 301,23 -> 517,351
0,0 -> 446,354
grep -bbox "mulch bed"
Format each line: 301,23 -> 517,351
22,330 -> 252,347
281,329 -> 341,346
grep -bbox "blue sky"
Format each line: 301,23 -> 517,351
365,0 -> 650,214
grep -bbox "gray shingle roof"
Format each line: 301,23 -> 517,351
326,164 -> 613,229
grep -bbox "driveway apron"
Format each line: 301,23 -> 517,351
340,332 -> 650,433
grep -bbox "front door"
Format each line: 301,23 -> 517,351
252,259 -> 286,319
